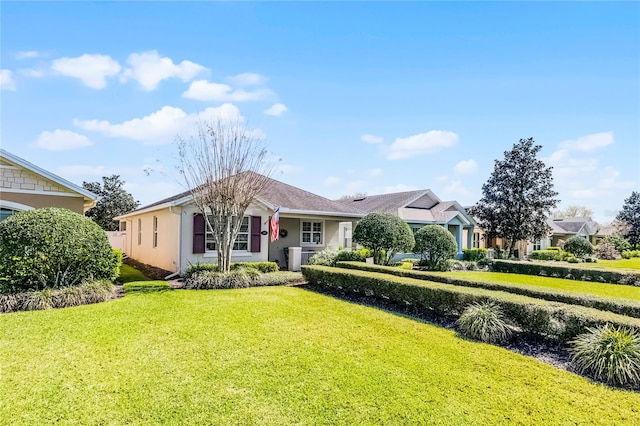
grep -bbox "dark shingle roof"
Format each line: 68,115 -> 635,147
130,174 -> 361,216
548,217 -> 598,234
336,190 -> 440,214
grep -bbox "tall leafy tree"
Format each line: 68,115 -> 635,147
616,191 -> 640,248
352,212 -> 415,265
469,138 -> 559,257
83,175 -> 139,231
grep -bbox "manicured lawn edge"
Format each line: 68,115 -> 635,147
302,265 -> 640,343
491,260 -> 640,286
336,261 -> 640,318
123,281 -> 171,293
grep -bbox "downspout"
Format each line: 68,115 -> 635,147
169,204 -> 182,277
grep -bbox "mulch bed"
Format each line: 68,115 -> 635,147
123,257 -> 174,281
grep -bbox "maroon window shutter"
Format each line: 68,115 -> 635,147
250,216 -> 261,253
193,214 -> 205,254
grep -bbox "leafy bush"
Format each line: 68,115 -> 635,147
603,234 -> 631,254
0,280 -> 115,313
414,225 -> 458,271
491,260 -> 640,286
308,249 -> 340,266
547,246 -> 562,252
530,250 -> 559,261
302,265 -> 640,342
335,249 -> 369,263
564,236 -> 594,258
353,212 -> 415,265
462,248 -> 488,262
570,325 -> 640,387
185,261 -> 278,277
253,271 -> 305,286
567,256 -> 580,264
450,260 -> 478,271
0,208 -> 120,293
184,269 -> 304,290
123,281 -> 171,293
595,242 -> 620,260
621,250 -> 640,260
336,261 -> 640,318
457,303 -> 511,343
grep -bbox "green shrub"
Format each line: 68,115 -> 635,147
567,256 -> 580,264
302,265 -> 640,342
123,281 -> 171,293
462,248 -> 488,262
0,208 -> 120,293
335,250 -> 368,263
491,260 -> 640,286
457,303 -> 511,343
414,225 -> 458,271
353,212 -> 415,265
451,260 -> 478,271
595,242 -> 620,260
570,325 -> 640,387
253,271 -> 305,286
186,261 -> 278,277
603,234 -> 631,254
564,236 -> 594,258
336,261 -> 640,318
547,246 -> 562,252
0,280 -> 114,313
530,250 -> 560,261
308,249 -> 340,266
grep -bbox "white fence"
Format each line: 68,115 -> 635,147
106,231 -> 127,255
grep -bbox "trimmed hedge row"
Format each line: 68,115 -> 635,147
491,260 -> 640,287
302,265 -> 640,343
186,261 -> 279,276
335,262 -> 640,318
123,281 -> 171,293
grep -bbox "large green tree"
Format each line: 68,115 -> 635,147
616,191 -> 640,248
83,175 -> 139,231
469,138 -> 559,257
353,212 -> 415,265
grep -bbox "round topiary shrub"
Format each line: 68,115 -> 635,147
457,302 -> 511,343
353,212 -> 415,265
570,325 -> 640,387
0,208 -> 120,293
564,236 -> 594,258
413,225 -> 458,271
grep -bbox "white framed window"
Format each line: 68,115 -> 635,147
153,216 -> 158,248
533,240 -> 541,251
137,218 -> 142,245
301,220 -> 323,246
206,216 -> 250,252
473,232 -> 481,249
0,208 -> 19,222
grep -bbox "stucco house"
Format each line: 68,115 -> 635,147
114,175 -> 362,274
336,189 -> 477,258
0,149 -> 97,221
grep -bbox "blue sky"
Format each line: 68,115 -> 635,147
1,2 -> 638,222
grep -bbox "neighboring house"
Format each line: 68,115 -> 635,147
526,217 -> 601,253
336,189 -> 477,258
114,175 -> 362,274
0,149 -> 97,221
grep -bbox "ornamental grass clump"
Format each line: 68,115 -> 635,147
457,302 -> 512,343
570,325 -> 640,387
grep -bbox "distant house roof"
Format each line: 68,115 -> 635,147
118,174 -> 363,218
0,149 -> 97,201
336,190 -> 475,226
547,217 -> 599,235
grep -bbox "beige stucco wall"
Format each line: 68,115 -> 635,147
0,191 -> 85,213
124,208 -> 180,273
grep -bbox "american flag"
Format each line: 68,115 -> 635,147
270,207 -> 280,242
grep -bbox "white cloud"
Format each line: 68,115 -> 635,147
20,68 -> 45,78
52,54 -> 121,89
559,131 -> 614,152
0,69 -> 16,90
383,184 -> 418,193
324,176 -> 340,186
361,134 -> 383,144
183,79 -> 271,102
369,168 -> 383,177
454,159 -> 478,174
121,51 -> 206,91
34,130 -> 93,151
228,73 -> 265,86
385,130 -> 458,160
15,51 -> 40,60
546,149 -> 598,181
74,103 -> 245,145
443,179 -> 471,196
264,103 -> 288,116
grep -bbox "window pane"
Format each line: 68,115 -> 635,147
313,232 -> 321,243
303,222 -> 311,232
240,216 -> 249,232
313,222 -> 321,232
302,233 -> 311,243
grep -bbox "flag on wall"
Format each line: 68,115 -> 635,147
270,207 -> 280,242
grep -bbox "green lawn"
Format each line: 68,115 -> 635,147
118,263 -> 150,283
1,287 -> 639,424
581,258 -> 640,271
436,270 -> 640,302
